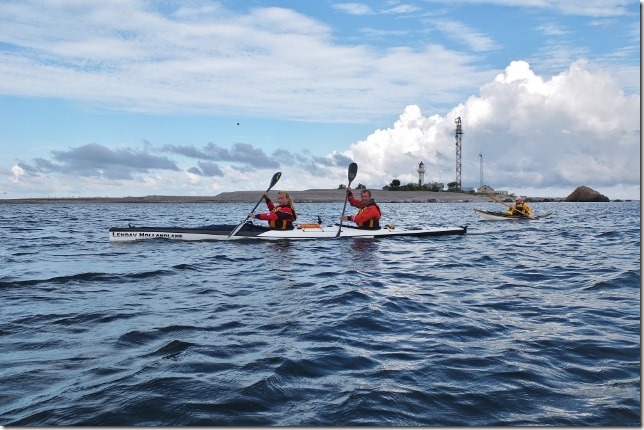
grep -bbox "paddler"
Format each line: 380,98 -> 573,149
248,191 -> 297,230
507,195 -> 533,217
339,187 -> 382,229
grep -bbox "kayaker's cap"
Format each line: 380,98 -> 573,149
515,195 -> 523,201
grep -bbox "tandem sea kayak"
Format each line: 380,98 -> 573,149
108,222 -> 467,242
474,209 -> 552,221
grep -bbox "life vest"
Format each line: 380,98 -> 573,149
269,206 -> 295,230
359,218 -> 380,229
269,218 -> 294,230
355,200 -> 381,229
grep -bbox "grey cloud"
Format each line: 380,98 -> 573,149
310,156 -> 334,167
20,159 -> 49,173
16,158 -> 64,175
162,143 -> 226,160
187,167 -> 202,176
187,162 -> 224,178
270,149 -> 334,177
230,143 -> 279,168
52,143 -> 178,169
271,148 -> 309,166
312,152 -> 354,168
198,161 -> 224,177
162,142 -> 279,169
21,143 -> 182,180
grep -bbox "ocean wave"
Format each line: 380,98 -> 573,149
0,201 -> 639,426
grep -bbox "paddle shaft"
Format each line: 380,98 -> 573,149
228,172 -> 281,239
246,193 -> 268,217
338,182 -> 354,219
336,163 -> 358,238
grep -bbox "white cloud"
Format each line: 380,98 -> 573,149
10,164 -> 24,183
425,19 -> 500,52
343,60 -> 640,199
384,4 -> 423,14
333,3 -> 374,15
536,23 -> 570,36
552,0 -> 632,17
0,1 -> 487,121
425,0 -> 633,17
0,1 -> 638,200
4,61 -> 639,200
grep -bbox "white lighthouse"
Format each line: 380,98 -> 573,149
417,161 -> 425,187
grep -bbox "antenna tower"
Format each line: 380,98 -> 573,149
455,117 -> 463,190
479,153 -> 483,188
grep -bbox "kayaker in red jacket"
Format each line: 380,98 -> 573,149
249,191 -> 297,230
339,187 -> 381,229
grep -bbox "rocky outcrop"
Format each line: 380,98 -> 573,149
566,186 -> 610,202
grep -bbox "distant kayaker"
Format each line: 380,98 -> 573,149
507,196 -> 533,217
339,187 -> 382,229
249,191 -> 297,230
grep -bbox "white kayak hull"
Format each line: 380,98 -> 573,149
108,223 -> 467,242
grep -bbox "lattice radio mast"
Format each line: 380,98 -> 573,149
455,117 -> 463,190
479,153 -> 483,188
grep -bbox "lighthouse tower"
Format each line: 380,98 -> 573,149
417,161 -> 425,187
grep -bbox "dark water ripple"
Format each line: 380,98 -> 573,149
0,201 -> 640,425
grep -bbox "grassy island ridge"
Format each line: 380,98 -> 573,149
0,190 -> 512,204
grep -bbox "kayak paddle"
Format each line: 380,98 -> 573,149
336,162 -> 358,238
228,171 -> 282,239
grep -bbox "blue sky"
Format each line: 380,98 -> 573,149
0,0 -> 640,199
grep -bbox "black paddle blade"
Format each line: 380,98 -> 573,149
269,172 -> 282,189
347,162 -> 358,183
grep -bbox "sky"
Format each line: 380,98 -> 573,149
0,0 -> 640,200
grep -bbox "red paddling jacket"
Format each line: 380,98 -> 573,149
347,191 -> 382,229
256,197 -> 296,230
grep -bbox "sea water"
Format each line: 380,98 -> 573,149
0,201 -> 640,425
